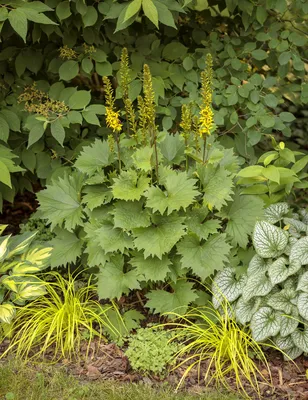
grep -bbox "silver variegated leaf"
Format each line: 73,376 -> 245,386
268,257 -> 288,285
291,328 -> 308,353
242,272 -> 273,302
253,221 -> 288,258
275,333 -> 294,350
250,306 -> 281,342
280,315 -> 298,337
297,292 -> 308,320
264,202 -> 289,224
297,271 -> 308,293
247,254 -> 269,276
290,237 -> 308,266
284,276 -> 297,291
284,218 -> 307,234
267,289 -> 297,314
283,237 -> 298,256
212,267 -> 246,305
235,296 -> 261,324
283,346 -> 303,360
299,209 -> 308,225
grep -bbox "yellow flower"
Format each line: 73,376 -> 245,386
199,54 -> 214,137
199,105 -> 214,137
180,104 -> 192,141
105,107 -> 122,133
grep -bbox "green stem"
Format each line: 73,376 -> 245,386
202,136 -> 207,163
151,127 -> 159,183
115,133 -> 121,173
185,137 -> 188,172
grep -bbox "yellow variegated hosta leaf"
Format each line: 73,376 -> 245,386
21,246 -> 53,270
0,225 -> 8,235
0,235 -> 11,263
12,261 -> 42,274
12,283 -> 46,304
0,303 -> 15,324
6,231 -> 37,258
1,275 -> 19,293
0,261 -> 19,274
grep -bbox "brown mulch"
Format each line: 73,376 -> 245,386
28,340 -> 306,400
0,190 -> 38,234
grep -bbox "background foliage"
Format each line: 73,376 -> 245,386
0,0 -> 307,209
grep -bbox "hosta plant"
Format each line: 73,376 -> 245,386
213,203 -> 308,359
36,52 -> 267,313
0,224 -> 52,324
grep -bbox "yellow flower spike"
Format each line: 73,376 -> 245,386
180,104 -> 192,141
137,95 -> 148,145
103,76 -> 122,133
142,64 -> 156,128
120,47 -> 130,100
199,53 -> 214,137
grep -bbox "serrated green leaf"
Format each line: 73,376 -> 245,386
220,192 -> 264,248
146,280 -> 198,315
177,233 -> 231,280
159,133 -> 185,165
112,170 -> 150,201
253,221 -> 289,258
250,306 -> 281,342
37,172 -> 84,232
112,200 -> 151,230
82,185 -> 112,210
133,214 -> 186,259
145,171 -> 199,215
130,252 -> 171,282
98,254 -> 140,299
200,166 -> 234,211
49,229 -> 83,268
95,222 -> 133,254
185,207 -> 221,240
75,140 -> 114,176
132,146 -> 153,172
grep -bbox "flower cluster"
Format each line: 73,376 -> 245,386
59,45 -> 77,60
18,84 -> 69,119
103,76 -> 122,133
199,54 -> 214,137
180,104 -> 192,141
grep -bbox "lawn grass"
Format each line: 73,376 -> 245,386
0,361 -> 241,400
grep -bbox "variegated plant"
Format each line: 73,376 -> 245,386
213,203 -> 308,360
0,225 -> 52,324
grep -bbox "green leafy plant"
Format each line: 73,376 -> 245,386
0,224 -> 52,324
165,302 -> 271,398
3,271 -> 121,360
0,0 -> 307,209
125,326 -> 180,376
213,203 -> 308,360
238,140 -> 308,204
35,55 -> 267,313
20,217 -> 55,242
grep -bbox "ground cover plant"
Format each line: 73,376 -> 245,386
213,203 -> 308,359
